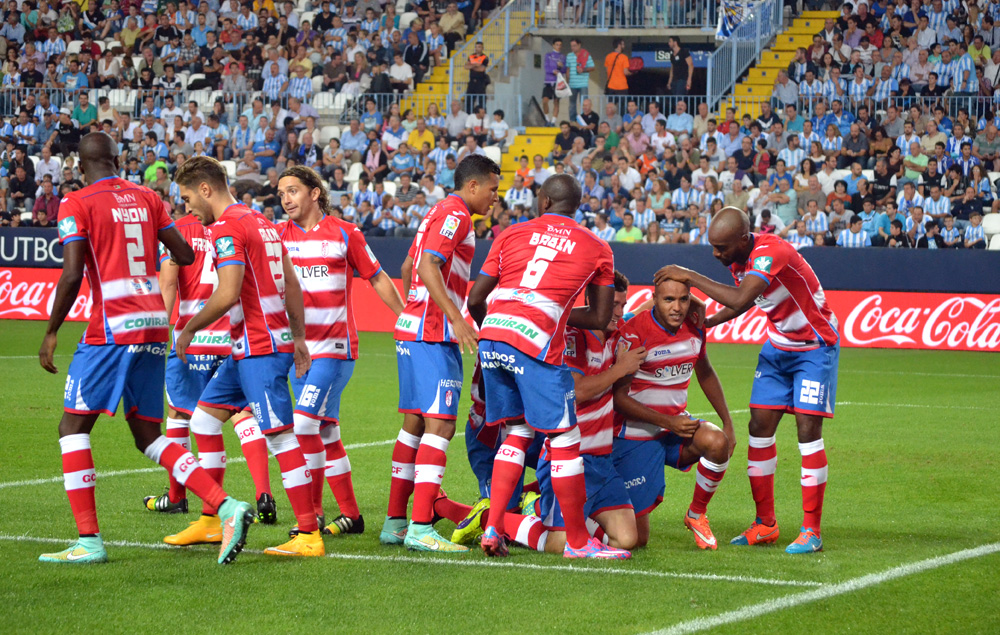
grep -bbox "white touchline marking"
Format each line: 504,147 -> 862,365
0,533 -> 821,587
715,364 -> 1000,380
645,542 -> 1000,635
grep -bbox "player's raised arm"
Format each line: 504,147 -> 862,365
418,252 -> 477,353
175,262 -> 243,362
573,341 -> 646,403
467,271 -> 499,327
39,240 -> 86,374
282,252 -> 311,378
694,346 -> 736,457
567,283 -> 615,331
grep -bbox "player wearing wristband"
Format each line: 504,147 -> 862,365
655,207 -> 838,554
612,277 -> 736,550
39,132 -> 254,565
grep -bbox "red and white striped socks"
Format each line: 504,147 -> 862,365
747,434 -> 777,525
190,408 -> 227,515
321,424 -> 359,519
267,431 -> 318,533
690,457 -> 728,515
232,410 -> 272,500
60,434 -> 98,536
547,429 -> 589,550
293,413 -> 326,518
411,433 -> 450,524
799,439 -> 827,532
144,435 -> 226,512
485,425 -> 534,533
164,417 -> 190,503
386,429 -> 420,519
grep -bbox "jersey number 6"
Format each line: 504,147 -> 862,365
518,245 -> 559,290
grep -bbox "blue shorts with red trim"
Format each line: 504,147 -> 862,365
396,340 -> 463,420
611,435 -> 693,517
479,340 -> 576,432
64,342 -> 167,423
537,452 -> 632,529
750,341 -> 839,418
198,353 -> 293,432
165,349 -> 227,415
465,417 -> 543,502
290,357 -> 355,425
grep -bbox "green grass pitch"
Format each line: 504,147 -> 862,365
0,320 -> 998,634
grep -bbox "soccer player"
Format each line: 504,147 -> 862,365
468,174 -> 623,559
655,207 -> 838,554
143,200 -> 274,520
38,132 -> 254,565
277,165 -> 404,536
381,154 -> 500,552
612,277 -> 735,550
170,156 -> 323,557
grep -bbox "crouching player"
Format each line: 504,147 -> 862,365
278,166 -> 404,536
613,276 -> 735,550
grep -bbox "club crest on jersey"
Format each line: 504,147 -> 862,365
215,236 -> 236,258
320,240 -> 331,258
58,216 -> 77,239
564,337 -> 577,359
131,277 -> 153,295
752,256 -> 773,273
440,215 -> 460,239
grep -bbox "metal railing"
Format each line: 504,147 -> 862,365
539,0 -> 719,30
448,0 -> 537,105
714,94 -> 1000,121
705,0 -> 783,111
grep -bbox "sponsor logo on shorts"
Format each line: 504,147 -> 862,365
396,342 -> 411,355
127,343 -> 167,355
300,385 -> 321,408
482,316 -> 541,341
480,350 -> 523,375
624,476 -> 646,489
64,376 -> 74,401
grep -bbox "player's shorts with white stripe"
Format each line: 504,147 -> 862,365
198,353 -> 294,431
165,349 -> 227,415
396,340 -> 463,420
478,339 -> 576,432
537,452 -> 633,529
290,357 -> 355,426
63,343 -> 167,422
750,341 -> 839,418
612,434 -> 694,517
465,418 -> 544,500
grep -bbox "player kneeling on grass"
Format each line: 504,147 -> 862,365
447,272 -> 642,554
170,156 -> 325,558
38,132 -> 254,565
612,277 -> 736,550
277,165 -> 405,538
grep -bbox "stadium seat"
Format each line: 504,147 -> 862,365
188,90 -> 211,108
313,93 -> 336,115
108,89 -> 133,110
209,91 -> 226,105
982,213 -> 1000,238
66,40 -> 82,55
989,234 -> 1000,250
301,10 -> 315,24
345,162 -> 364,184
311,76 -> 324,94
220,160 -> 237,179
29,156 -> 40,169
399,11 -> 418,29
861,170 -> 874,182
383,180 -> 397,196
483,146 -> 502,165
186,73 -> 205,86
318,125 -> 340,145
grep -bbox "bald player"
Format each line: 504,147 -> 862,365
655,207 -> 839,554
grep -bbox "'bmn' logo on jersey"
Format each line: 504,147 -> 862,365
215,237 -> 236,258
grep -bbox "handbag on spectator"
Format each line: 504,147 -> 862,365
554,72 -> 572,99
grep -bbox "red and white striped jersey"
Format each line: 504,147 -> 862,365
211,204 -> 293,359
728,232 -> 839,351
564,326 -> 615,456
279,215 -> 382,359
394,194 -> 474,344
479,214 -> 615,365
159,214 -> 231,356
57,176 -> 172,345
615,310 -> 705,441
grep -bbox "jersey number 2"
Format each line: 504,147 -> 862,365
518,245 -> 558,289
124,224 -> 147,276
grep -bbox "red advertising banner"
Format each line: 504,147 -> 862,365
3,267 -> 998,352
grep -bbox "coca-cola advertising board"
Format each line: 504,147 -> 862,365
2,268 -> 998,352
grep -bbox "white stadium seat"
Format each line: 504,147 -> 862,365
399,11 -> 417,29
318,125 -> 340,145
311,76 -> 324,94
483,146 -> 502,165
66,40 -> 83,55
989,234 -> 1000,250
313,93 -> 336,115
382,181 -> 397,197
981,213 -> 1000,238
345,162 -> 364,184
220,160 -> 237,179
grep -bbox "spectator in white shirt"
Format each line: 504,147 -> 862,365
530,154 -> 553,188
389,53 -> 414,93
690,155 -> 719,191
615,156 -> 641,191
487,110 -> 510,148
34,146 -> 61,184
504,175 -> 534,209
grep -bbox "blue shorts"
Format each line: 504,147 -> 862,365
64,342 -> 167,423
612,435 -> 693,517
750,341 -> 839,418
290,357 -> 355,425
478,340 -> 576,432
198,353 -> 294,432
537,453 -> 633,529
396,340 -> 463,420
465,418 -> 543,502
165,349 -> 227,415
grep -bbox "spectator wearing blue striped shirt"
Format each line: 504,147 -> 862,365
778,136 -> 805,175
956,142 -> 982,177
40,29 -> 66,61
237,6 -> 259,31
373,194 -> 404,236
802,199 -> 829,241
941,215 -> 963,247
688,216 -> 710,245
798,71 -> 823,115
631,198 -> 655,234
787,220 -> 815,248
396,192 -> 430,238
932,51 -> 955,89
872,66 -> 899,108
945,124 -> 972,158
822,68 -> 847,103
848,66 -> 873,108
905,207 -> 929,241
821,124 -> 843,165
591,213 -> 616,242
952,43 -> 978,95
262,73 -> 288,101
287,67 -> 313,101
837,215 -> 872,247
924,185 -> 952,220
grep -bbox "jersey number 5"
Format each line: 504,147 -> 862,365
124,223 -> 147,277
518,245 -> 558,289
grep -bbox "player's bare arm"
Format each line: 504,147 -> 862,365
655,264 -> 768,319
370,270 -> 405,316
567,284 -> 614,330
467,272 -> 498,327
694,351 -> 736,457
158,225 -> 196,266
400,254 -> 414,298
39,240 -> 86,374
612,375 -> 701,438
282,252 -> 311,378
419,252 -> 477,353
175,263 -> 244,363
159,258 -> 180,318
574,344 -> 647,403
